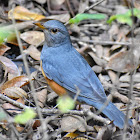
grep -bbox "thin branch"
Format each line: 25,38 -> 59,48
65,0 -> 75,17
123,2 -> 135,139
84,0 -> 107,13
11,4 -> 48,139
71,37 -> 132,46
0,93 -> 110,125
0,94 -> 29,109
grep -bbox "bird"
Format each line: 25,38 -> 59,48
35,20 -> 132,129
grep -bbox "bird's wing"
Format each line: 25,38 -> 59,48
42,48 -> 106,103
41,59 -> 63,85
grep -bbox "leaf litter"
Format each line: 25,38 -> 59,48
0,0 -> 139,139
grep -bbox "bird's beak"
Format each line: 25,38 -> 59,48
34,22 -> 46,30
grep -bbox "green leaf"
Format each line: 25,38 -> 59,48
126,8 -> 140,17
107,8 -> 140,26
107,14 -> 132,25
14,108 -> 36,124
57,95 -> 75,113
69,13 -> 106,24
107,15 -> 117,24
0,27 -> 15,44
116,14 -> 132,26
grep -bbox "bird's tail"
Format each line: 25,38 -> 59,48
92,101 -> 133,129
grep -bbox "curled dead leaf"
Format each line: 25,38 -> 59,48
16,124 -> 25,132
0,56 -> 20,77
50,0 -> 65,6
88,51 -> 107,67
106,51 -> 138,72
96,126 -> 112,140
2,103 -> 21,113
2,98 -> 24,114
64,132 -> 79,138
8,6 -> 46,21
0,45 -> 10,56
34,0 -> 47,4
119,73 -> 140,83
3,87 -> 28,99
24,45 -> 41,60
36,89 -> 47,108
46,13 -> 70,22
20,31 -> 44,46
61,115 -> 87,132
63,132 -> 89,140
134,83 -> 140,89
32,120 -> 41,130
111,90 -> 129,103
1,75 -> 29,91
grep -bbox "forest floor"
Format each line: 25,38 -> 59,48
0,0 -> 139,139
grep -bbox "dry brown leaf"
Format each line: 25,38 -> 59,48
134,97 -> 140,104
34,0 -> 47,4
16,97 -> 25,104
3,87 -> 28,99
20,31 -> 44,46
110,35 -> 124,51
2,98 -> 24,114
95,45 -> 103,58
107,70 -> 119,85
0,45 -> 10,56
46,13 -> 70,22
64,132 -> 79,139
61,115 -> 87,132
134,83 -> 140,89
25,45 -> 41,60
119,73 -> 140,83
30,71 -> 38,80
50,0 -> 65,6
106,51 -> 137,72
36,89 -> 47,108
96,126 -> 112,140
6,32 -> 17,44
111,90 -> 129,103
103,46 -> 110,59
16,124 -> 25,132
92,65 -> 102,73
108,24 -> 119,39
2,103 -> 21,113
0,120 -> 8,131
8,6 -> 46,21
110,28 -> 128,51
0,56 -> 20,78
47,92 -> 58,102
88,51 -> 107,67
1,75 -> 29,91
63,132 -> 90,140
119,82 -> 129,88
32,120 -> 41,130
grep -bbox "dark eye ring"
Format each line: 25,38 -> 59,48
51,28 -> 58,34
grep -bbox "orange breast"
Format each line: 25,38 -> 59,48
41,61 -> 66,96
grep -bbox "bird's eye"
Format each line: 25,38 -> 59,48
51,28 -> 58,34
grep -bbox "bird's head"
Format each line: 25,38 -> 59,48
34,20 -> 70,47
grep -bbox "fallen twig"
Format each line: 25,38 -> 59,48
71,37 -> 132,46
0,93 -> 110,125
